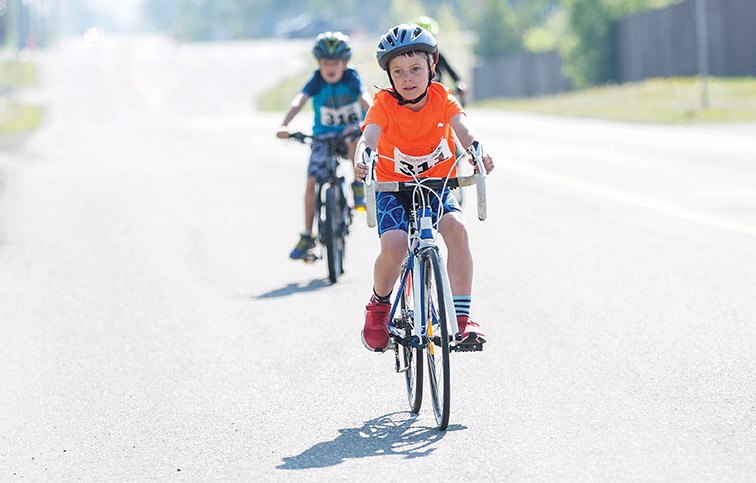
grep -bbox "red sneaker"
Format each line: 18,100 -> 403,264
456,315 -> 486,344
362,299 -> 391,352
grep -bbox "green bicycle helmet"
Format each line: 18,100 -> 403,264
412,16 -> 439,36
312,31 -> 352,60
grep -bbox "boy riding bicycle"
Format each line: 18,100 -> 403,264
276,31 -> 372,260
354,24 -> 494,352
412,16 -> 468,106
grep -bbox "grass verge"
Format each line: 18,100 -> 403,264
0,60 -> 38,89
257,70 -> 313,113
1,60 -> 42,136
260,74 -> 756,124
476,77 -> 756,124
0,104 -> 44,135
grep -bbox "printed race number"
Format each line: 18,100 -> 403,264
320,102 -> 361,126
393,138 -> 454,177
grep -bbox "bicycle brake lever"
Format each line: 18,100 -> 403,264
289,132 -> 306,143
362,148 -> 376,186
467,141 -> 486,179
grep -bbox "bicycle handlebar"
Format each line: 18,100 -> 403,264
286,130 -> 361,145
363,146 -> 488,228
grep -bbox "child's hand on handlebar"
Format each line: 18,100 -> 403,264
354,161 -> 369,182
470,153 -> 494,175
466,141 -> 494,175
480,154 -> 494,175
276,128 -> 290,139
354,147 -> 374,182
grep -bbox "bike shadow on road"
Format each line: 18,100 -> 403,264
277,412 -> 466,470
252,278 -> 332,299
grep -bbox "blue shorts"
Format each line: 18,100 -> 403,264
307,133 -> 348,181
376,188 -> 461,237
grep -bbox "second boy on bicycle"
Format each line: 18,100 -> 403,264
276,31 -> 372,260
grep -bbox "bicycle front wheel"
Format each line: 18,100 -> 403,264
422,248 -> 451,430
323,185 -> 343,283
401,268 -> 423,413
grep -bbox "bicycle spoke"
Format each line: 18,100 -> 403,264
401,267 -> 422,413
423,249 -> 450,430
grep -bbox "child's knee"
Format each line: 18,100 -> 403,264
442,218 -> 469,245
380,232 -> 408,261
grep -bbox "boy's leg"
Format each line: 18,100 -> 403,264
362,230 -> 407,352
290,176 -> 318,260
438,212 -> 473,294
438,212 -> 485,343
304,176 -> 316,234
291,139 -> 327,260
373,230 -> 407,297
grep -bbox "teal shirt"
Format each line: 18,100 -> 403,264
302,68 -> 366,135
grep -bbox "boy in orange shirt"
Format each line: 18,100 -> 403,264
354,24 -> 494,352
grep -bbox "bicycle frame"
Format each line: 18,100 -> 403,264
384,190 -> 466,361
364,143 -> 488,353
289,130 -> 357,282
314,138 -> 349,238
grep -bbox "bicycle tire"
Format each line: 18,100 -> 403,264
423,248 -> 451,430
323,186 -> 342,283
401,269 -> 423,413
338,183 -> 350,275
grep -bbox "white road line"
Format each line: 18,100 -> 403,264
505,159 -> 756,238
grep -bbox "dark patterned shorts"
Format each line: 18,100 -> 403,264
376,188 -> 461,237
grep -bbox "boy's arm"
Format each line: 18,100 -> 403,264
437,53 -> 462,84
276,93 -> 310,139
450,113 -> 495,175
353,123 -> 381,182
450,113 -> 477,148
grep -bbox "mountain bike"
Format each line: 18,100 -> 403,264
289,130 -> 357,283
362,143 -> 488,430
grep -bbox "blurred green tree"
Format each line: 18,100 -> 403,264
560,0 -> 679,87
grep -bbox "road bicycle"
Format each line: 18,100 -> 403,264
289,130 -> 357,283
362,143 -> 487,430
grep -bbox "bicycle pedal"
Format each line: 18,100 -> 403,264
302,252 -> 319,263
452,342 -> 483,352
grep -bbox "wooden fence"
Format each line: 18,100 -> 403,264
616,0 -> 756,82
473,0 -> 756,100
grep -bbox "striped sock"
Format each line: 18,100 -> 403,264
372,289 -> 392,305
453,295 -> 471,318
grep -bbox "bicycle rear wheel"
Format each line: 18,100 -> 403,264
423,248 -> 451,430
400,268 -> 423,413
323,186 -> 343,283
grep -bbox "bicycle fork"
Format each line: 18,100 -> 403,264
411,247 -> 459,349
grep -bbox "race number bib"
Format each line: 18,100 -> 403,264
393,138 -> 454,177
320,102 -> 361,126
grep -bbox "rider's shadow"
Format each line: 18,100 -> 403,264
277,412 -> 466,470
252,279 -> 331,299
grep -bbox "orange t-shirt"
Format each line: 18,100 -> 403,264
362,82 -> 464,182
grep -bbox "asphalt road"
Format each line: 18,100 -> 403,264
1,35 -> 755,481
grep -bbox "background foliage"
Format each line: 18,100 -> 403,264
0,0 -> 682,89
